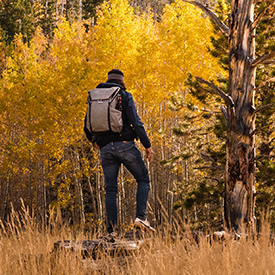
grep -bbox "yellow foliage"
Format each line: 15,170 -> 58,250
0,0 -> 225,211
158,0 -> 224,91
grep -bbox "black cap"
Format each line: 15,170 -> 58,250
107,69 -> 124,81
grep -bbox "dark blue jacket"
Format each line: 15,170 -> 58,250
84,82 -> 151,149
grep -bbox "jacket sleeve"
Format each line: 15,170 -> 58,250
125,93 -> 151,149
84,114 -> 94,142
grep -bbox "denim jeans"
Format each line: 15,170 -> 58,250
100,141 -> 150,233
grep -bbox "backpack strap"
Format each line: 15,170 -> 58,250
116,90 -> 123,111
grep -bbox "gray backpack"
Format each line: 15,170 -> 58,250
85,87 -> 123,135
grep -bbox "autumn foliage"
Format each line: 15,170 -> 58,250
0,0 -> 224,230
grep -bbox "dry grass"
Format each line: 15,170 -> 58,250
1,207 -> 275,275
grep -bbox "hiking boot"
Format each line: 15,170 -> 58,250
108,231 -> 118,238
134,218 -> 156,232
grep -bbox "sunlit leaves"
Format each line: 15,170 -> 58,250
0,0 -> 224,221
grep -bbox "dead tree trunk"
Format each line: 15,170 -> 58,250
224,0 -> 256,233
185,0 -> 275,233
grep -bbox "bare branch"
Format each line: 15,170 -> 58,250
221,105 -> 228,124
201,152 -> 216,164
199,152 -> 225,171
256,155 -> 275,161
252,4 -> 271,30
262,60 -> 275,65
250,121 -> 275,136
249,129 -> 258,137
252,50 -> 275,67
204,177 -> 222,183
254,103 -> 274,114
183,0 -> 229,35
193,166 -> 225,171
195,77 -> 234,107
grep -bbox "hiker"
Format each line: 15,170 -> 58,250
84,69 -> 154,234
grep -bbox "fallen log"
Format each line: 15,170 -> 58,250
53,229 -> 153,259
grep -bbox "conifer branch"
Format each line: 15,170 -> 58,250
195,77 -> 234,107
252,50 -> 275,66
183,0 -> 229,35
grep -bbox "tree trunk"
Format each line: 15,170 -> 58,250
45,0 -> 48,20
41,160 -> 47,226
225,0 -> 256,233
60,0 -> 65,17
96,160 -> 103,221
79,0 -> 82,21
1,178 -> 9,220
65,0 -> 71,20
75,152 -> 86,226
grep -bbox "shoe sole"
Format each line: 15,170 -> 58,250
134,221 -> 156,232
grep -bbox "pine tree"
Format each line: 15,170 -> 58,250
37,0 -> 57,38
253,1 -> 275,230
0,0 -> 35,44
82,0 -> 103,19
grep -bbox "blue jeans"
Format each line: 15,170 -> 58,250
100,141 -> 150,233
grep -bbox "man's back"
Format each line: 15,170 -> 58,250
84,82 -> 151,150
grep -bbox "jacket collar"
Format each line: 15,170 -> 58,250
96,82 -> 125,90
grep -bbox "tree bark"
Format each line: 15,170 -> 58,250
96,160 -> 103,221
185,0 -> 262,233
79,0 -> 82,21
225,0 -> 256,233
60,0 -> 65,17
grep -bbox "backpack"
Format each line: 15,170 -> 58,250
85,87 -> 123,135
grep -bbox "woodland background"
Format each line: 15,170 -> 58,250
0,0 -> 274,233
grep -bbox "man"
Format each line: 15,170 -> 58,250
84,69 -> 154,234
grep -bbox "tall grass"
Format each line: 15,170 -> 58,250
0,205 -> 275,275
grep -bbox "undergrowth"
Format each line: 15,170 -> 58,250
0,204 -> 274,275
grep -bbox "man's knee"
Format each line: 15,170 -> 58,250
137,175 -> 151,190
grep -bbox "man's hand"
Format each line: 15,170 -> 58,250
146,147 -> 154,162
93,142 -> 100,151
